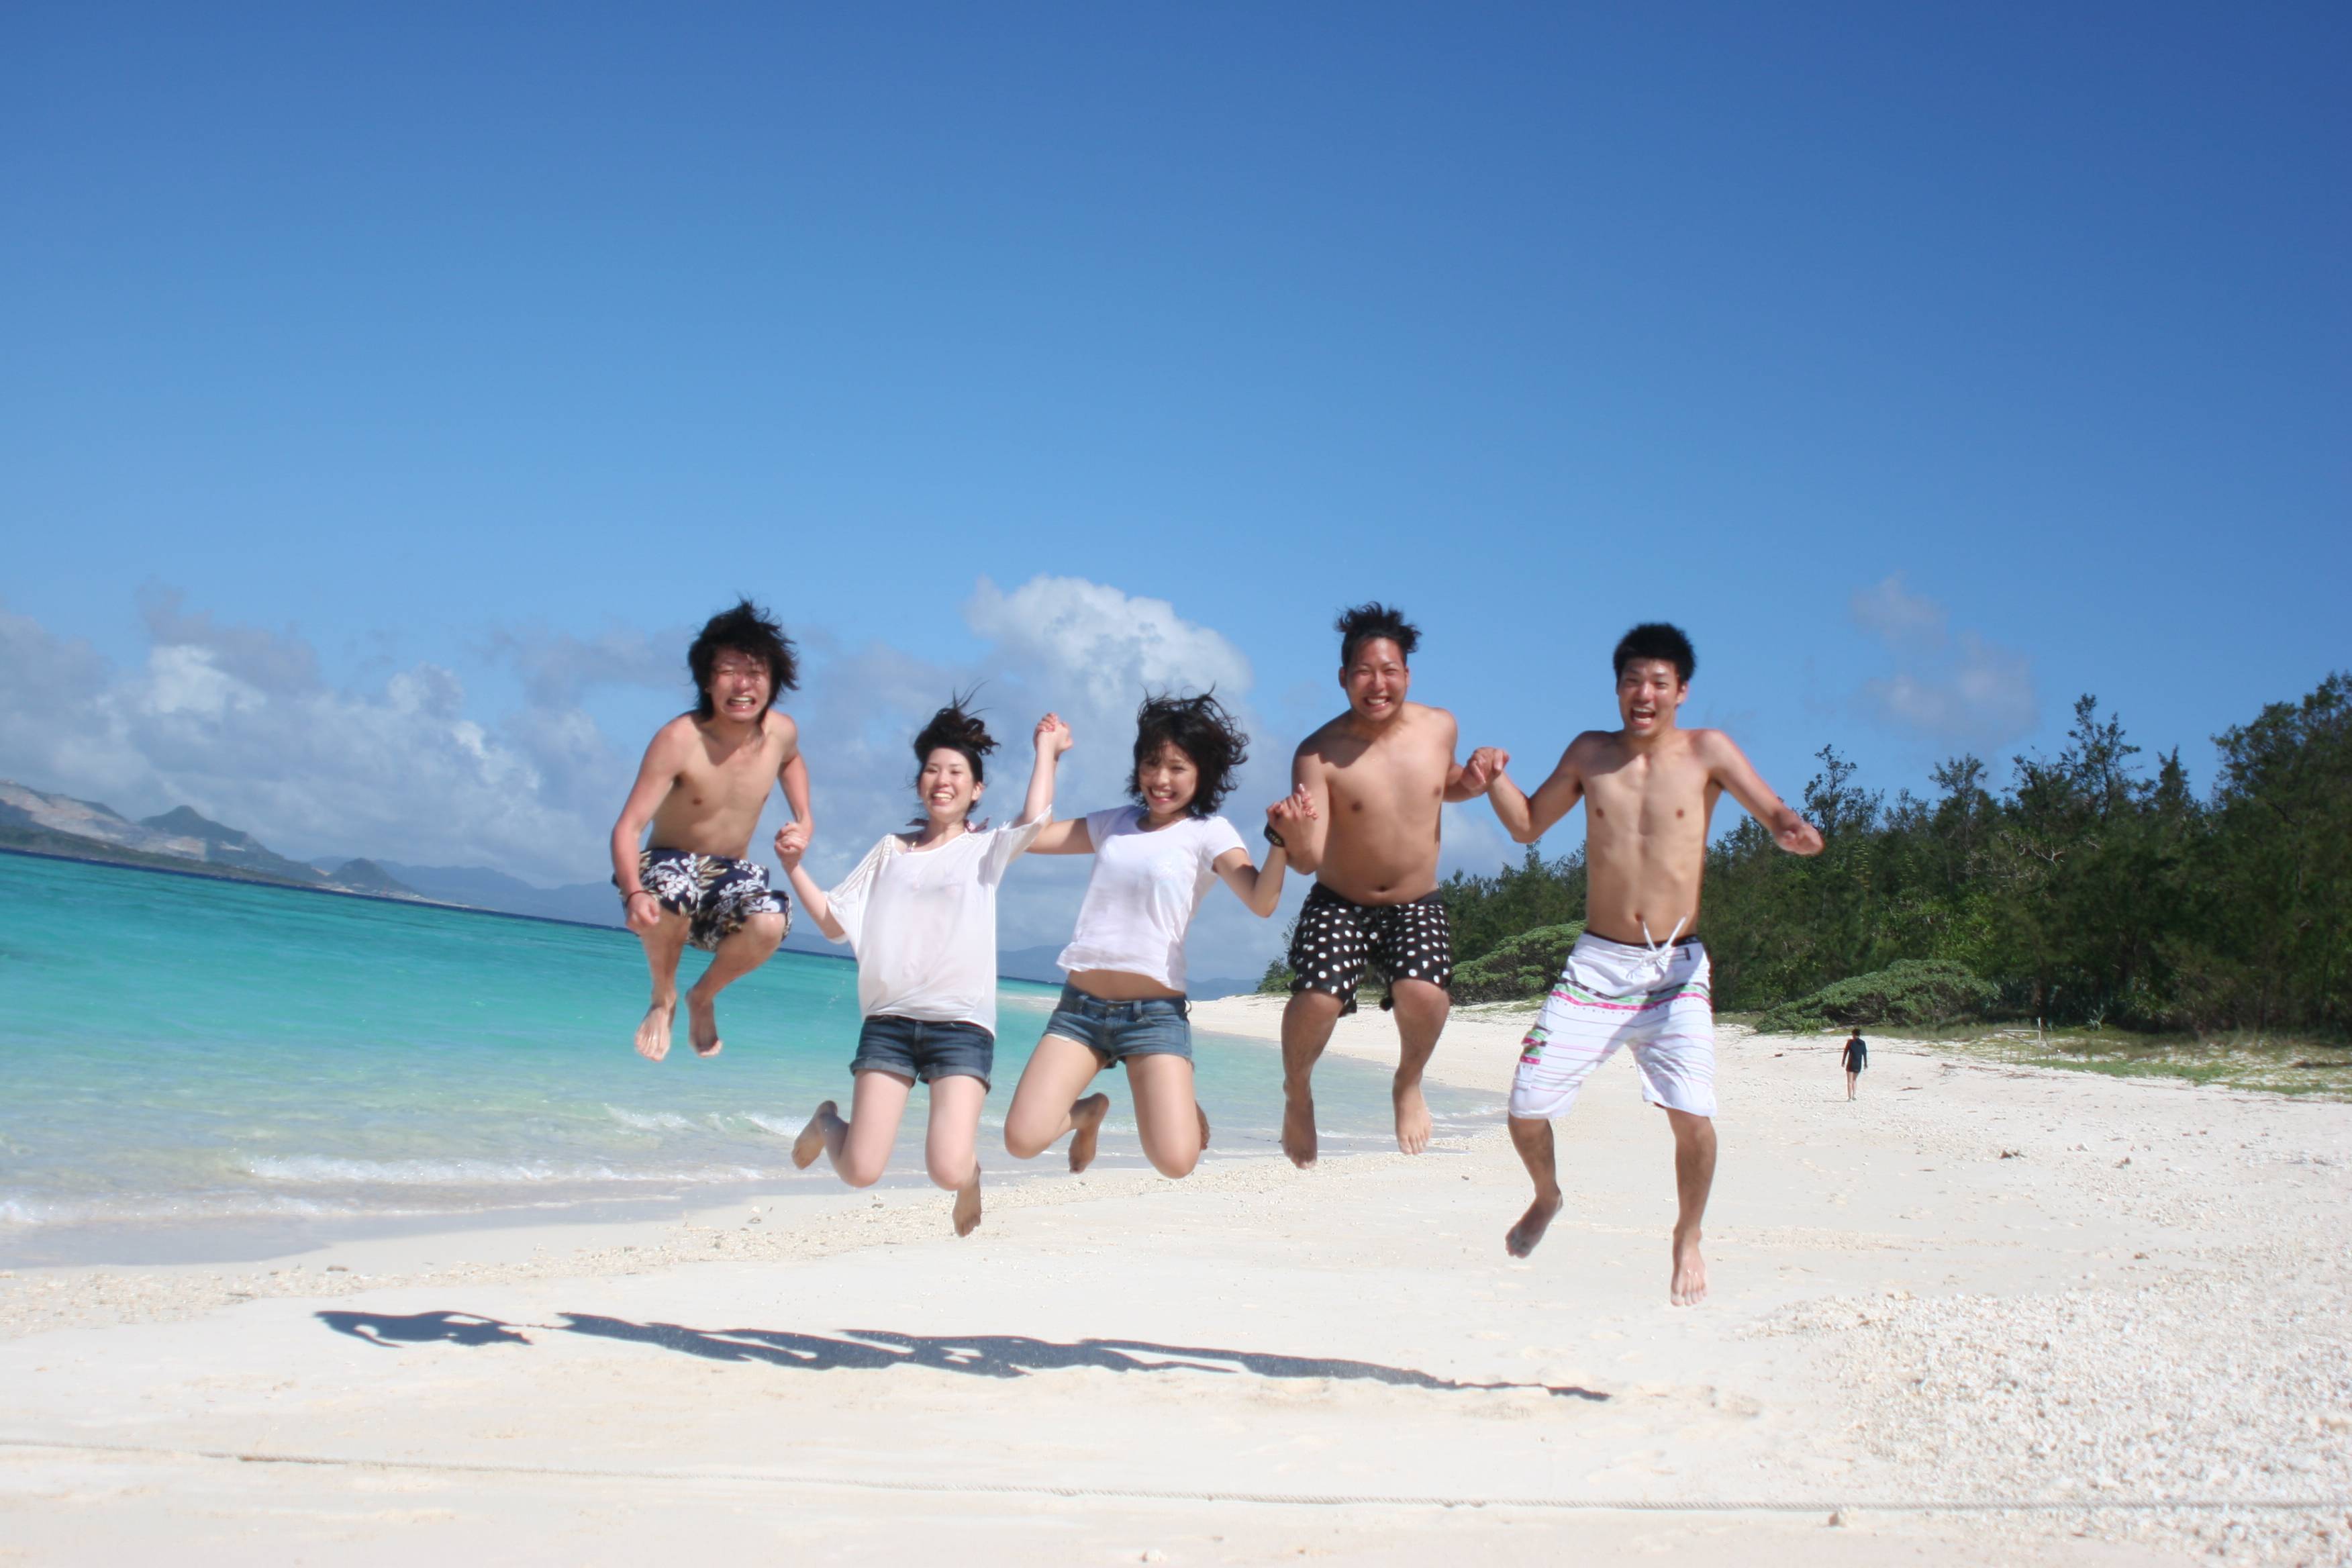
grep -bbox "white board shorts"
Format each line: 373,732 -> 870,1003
1509,932 -> 1717,1120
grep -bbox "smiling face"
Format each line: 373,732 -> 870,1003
917,746 -> 983,826
703,648 -> 773,726
1135,740 -> 1200,822
1616,656 -> 1687,736
1340,636 -> 1411,724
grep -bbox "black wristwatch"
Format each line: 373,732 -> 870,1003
1263,822 -> 1286,849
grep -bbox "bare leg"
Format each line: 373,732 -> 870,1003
632,911 -> 691,1061
1001,1034 -> 1110,1171
681,912 -> 785,1057
1386,978 -> 1450,1155
1279,989 -> 1344,1168
791,1070 -> 911,1187
1128,1054 -> 1204,1178
1665,1108 -> 1716,1306
926,1073 -> 990,1236
1506,1115 -> 1565,1257
1847,1069 -> 1858,1101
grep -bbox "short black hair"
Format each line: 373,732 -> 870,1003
687,599 -> 799,720
913,695 -> 997,791
1612,622 -> 1695,683
1336,603 -> 1420,669
1129,691 -> 1248,818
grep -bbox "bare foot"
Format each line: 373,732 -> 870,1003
952,1164 -> 983,1236
1280,1090 -> 1318,1169
1670,1226 -> 1708,1306
1506,1192 -> 1564,1258
634,995 -> 677,1062
1067,1093 -> 1112,1174
1393,1079 -> 1432,1155
1196,1102 -> 1211,1150
791,1101 -> 841,1170
684,989 -> 722,1058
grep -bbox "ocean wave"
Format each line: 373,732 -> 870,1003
240,1155 -> 774,1186
603,1106 -> 700,1132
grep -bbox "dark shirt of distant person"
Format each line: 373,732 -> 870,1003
1843,1030 -> 1867,1099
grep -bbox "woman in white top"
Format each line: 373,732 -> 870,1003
1003,693 -> 1312,1179
777,701 -> 1069,1236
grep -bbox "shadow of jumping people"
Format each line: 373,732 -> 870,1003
315,1309 -> 1607,1401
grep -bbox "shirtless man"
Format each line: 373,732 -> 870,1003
1274,603 -> 1502,1167
1476,622 -> 1821,1304
609,599 -> 812,1063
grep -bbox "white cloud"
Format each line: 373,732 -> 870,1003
0,576 -> 1512,981
1851,575 -> 2038,749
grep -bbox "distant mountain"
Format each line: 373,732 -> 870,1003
375,861 -> 625,927
0,779 -> 422,901
139,805 -> 330,883
325,859 -> 420,897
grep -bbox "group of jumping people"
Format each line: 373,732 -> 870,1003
607,599 -> 1823,1304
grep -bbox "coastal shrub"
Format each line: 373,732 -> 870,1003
1451,923 -> 1583,1004
1755,959 -> 2000,1034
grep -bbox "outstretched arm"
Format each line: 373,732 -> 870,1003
1216,785 -> 1314,916
1489,743 -> 1585,844
1280,748 -> 1334,875
1016,712 -> 1072,828
1438,714 -> 1493,803
1701,731 -> 1823,854
1027,816 -> 1095,855
773,822 -> 846,940
610,723 -> 687,933
774,718 -> 812,838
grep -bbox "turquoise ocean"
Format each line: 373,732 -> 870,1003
0,852 -> 1496,1264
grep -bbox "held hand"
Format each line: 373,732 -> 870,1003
624,891 -> 665,936
1777,816 -> 1825,856
773,822 -> 811,870
1266,783 -> 1316,827
1458,746 -> 1510,795
1034,712 -> 1073,754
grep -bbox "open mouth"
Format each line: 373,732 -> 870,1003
725,695 -> 761,712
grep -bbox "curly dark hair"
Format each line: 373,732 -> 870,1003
1612,622 -> 1696,683
687,599 -> 799,720
912,695 -> 998,799
1128,691 -> 1248,818
1335,602 -> 1420,669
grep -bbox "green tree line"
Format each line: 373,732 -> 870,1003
1406,674 -> 2349,1038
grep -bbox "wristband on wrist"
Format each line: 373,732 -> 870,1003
1263,822 -> 1285,849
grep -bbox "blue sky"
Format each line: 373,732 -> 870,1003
3,4 -> 2345,973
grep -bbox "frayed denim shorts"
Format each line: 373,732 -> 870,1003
1042,983 -> 1193,1064
850,1014 -> 995,1087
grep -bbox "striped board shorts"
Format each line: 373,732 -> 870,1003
1509,932 -> 1716,1120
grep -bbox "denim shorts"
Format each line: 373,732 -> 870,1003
850,1015 -> 995,1087
1042,983 -> 1193,1064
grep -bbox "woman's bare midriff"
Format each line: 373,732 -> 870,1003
1067,968 -> 1184,1001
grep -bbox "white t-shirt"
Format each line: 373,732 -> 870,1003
825,819 -> 1045,1036
1054,806 -> 1246,993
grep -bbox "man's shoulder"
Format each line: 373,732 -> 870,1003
1294,714 -> 1353,756
762,709 -> 799,747
649,712 -> 703,750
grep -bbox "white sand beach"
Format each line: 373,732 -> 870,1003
4,998 -> 2348,1565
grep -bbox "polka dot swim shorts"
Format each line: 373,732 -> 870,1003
1286,883 -> 1455,1015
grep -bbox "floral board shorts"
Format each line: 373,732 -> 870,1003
1286,883 -> 1454,1015
622,848 -> 789,952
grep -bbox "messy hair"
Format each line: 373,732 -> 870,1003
1612,622 -> 1696,684
687,598 -> 799,720
1128,691 -> 1248,818
913,696 -> 998,815
1335,602 -> 1420,669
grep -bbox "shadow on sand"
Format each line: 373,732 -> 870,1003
316,1310 -> 1608,1401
